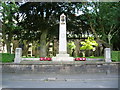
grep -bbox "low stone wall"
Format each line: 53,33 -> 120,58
2,61 -> 119,74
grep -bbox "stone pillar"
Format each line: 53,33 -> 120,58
59,13 -> 67,54
52,13 -> 73,61
14,48 -> 22,63
104,48 -> 112,62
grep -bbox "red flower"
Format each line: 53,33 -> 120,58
40,57 -> 52,61
40,57 -> 46,61
82,57 -> 86,61
75,57 -> 86,61
79,58 -> 83,61
46,57 -> 51,61
75,58 -> 80,61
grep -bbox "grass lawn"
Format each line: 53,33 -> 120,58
86,56 -> 104,59
1,53 -> 15,63
74,56 -> 104,59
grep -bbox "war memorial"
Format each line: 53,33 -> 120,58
1,2 -> 120,89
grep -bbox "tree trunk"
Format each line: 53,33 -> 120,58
40,30 -> 48,57
32,41 -> 37,57
12,40 -> 19,53
35,47 -> 38,58
2,25 -> 12,53
22,40 -> 29,57
82,51 -> 85,57
23,46 -> 29,57
46,41 -> 51,57
74,39 -> 81,57
32,46 -> 37,57
6,42 -> 11,53
53,39 -> 58,56
108,34 -> 112,45
67,47 -> 72,56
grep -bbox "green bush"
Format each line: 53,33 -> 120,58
111,51 -> 120,62
0,53 -> 15,62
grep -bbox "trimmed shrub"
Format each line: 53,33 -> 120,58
111,51 -> 120,62
0,53 -> 15,62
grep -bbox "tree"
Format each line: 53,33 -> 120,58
80,37 -> 98,57
67,41 -> 76,56
18,2 -> 82,57
1,1 -> 19,53
98,2 -> 120,47
80,2 -> 120,49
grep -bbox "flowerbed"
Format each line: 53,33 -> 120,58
40,57 -> 52,61
74,57 -> 86,61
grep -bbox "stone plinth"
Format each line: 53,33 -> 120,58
52,54 -> 74,61
104,48 -> 112,62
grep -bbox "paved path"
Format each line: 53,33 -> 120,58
2,73 -> 119,88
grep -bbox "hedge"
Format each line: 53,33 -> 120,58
111,51 -> 120,62
0,53 -> 15,62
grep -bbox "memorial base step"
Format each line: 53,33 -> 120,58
52,54 -> 74,61
56,54 -> 70,57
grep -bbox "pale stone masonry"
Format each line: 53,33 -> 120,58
14,48 -> 22,63
52,13 -> 73,61
104,48 -> 112,62
59,13 -> 67,54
